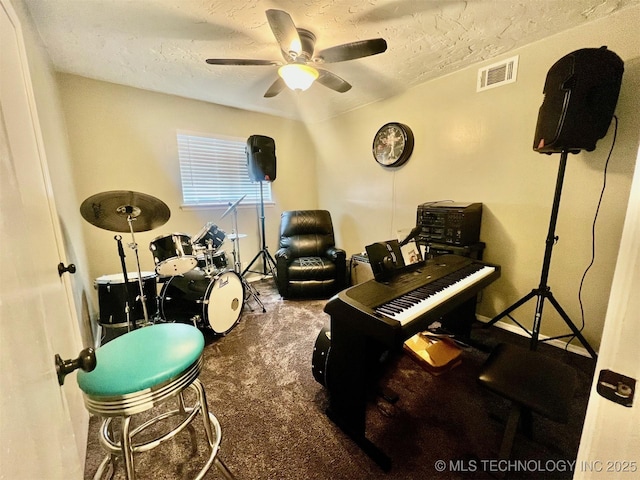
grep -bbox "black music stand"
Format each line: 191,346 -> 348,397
242,181 -> 276,277
485,150 -> 597,359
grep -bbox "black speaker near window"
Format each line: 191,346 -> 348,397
533,46 -> 624,154
246,135 -> 276,182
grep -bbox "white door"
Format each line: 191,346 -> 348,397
0,1 -> 87,478
574,147 -> 640,478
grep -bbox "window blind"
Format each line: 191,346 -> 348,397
177,132 -> 272,206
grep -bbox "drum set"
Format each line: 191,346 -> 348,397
81,190 -> 264,337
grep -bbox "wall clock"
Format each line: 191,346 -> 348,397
372,122 -> 414,167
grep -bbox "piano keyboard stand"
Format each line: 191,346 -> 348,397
321,254 -> 501,470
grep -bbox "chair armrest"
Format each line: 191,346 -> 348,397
275,247 -> 292,296
325,247 -> 346,261
326,247 -> 347,290
275,247 -> 292,262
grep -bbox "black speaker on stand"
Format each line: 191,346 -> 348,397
485,46 -> 623,358
533,46 -> 624,153
243,135 -> 277,277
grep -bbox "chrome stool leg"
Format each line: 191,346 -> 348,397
121,417 -> 135,479
193,379 -> 236,480
78,324 -> 235,480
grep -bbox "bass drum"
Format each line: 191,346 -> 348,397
160,269 -> 245,335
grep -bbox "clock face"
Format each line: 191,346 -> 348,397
372,123 -> 414,167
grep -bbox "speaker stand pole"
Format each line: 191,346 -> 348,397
243,181 -> 277,278
485,150 -> 597,359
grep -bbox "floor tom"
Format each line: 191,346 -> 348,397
95,271 -> 157,327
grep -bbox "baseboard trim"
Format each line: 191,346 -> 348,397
476,315 -> 592,358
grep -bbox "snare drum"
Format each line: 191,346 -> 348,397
95,272 -> 157,327
192,222 -> 225,250
160,269 -> 245,335
149,233 -> 197,276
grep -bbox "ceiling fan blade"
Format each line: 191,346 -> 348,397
206,58 -> 279,66
316,69 -> 352,93
315,38 -> 387,63
266,9 -> 302,60
264,77 -> 286,98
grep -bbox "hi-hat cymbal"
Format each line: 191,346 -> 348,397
228,233 -> 247,240
220,194 -> 247,220
80,190 -> 170,232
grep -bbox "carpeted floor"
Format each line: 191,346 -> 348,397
84,278 -> 595,480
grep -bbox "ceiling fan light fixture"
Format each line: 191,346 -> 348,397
278,64 -> 319,91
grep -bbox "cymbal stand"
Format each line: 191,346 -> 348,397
229,201 -> 242,274
226,200 -> 265,313
121,208 -> 152,327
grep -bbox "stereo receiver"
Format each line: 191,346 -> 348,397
416,202 -> 482,246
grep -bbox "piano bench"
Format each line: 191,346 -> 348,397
477,343 -> 577,460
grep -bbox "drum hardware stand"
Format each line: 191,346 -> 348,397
221,195 -> 246,275
484,150 -> 597,359
196,241 -> 216,277
221,196 -> 266,313
242,278 -> 265,313
231,214 -> 242,275
114,235 -> 133,331
243,182 -> 276,278
80,191 -> 170,329
120,207 -> 153,328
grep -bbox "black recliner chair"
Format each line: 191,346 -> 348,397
275,210 -> 347,299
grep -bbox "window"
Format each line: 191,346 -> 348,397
177,132 -> 272,207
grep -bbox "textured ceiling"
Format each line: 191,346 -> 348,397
25,0 -> 639,122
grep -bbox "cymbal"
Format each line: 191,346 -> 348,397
80,190 -> 170,232
228,233 -> 247,240
220,194 -> 247,220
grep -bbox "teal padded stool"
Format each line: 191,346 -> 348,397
77,323 -> 234,480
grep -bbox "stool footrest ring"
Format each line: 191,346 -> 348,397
92,380 -> 232,480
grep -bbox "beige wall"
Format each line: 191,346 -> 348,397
57,75 -> 318,289
55,7 -> 639,352
312,7 -> 640,351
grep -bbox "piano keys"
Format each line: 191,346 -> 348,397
374,262 -> 496,325
318,254 -> 500,470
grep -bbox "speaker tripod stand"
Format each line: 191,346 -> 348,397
485,150 -> 597,359
243,181 -> 277,278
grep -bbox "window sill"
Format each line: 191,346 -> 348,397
180,201 -> 275,211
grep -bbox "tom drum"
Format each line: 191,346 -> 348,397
192,222 -> 226,250
196,250 -> 229,276
149,233 -> 197,276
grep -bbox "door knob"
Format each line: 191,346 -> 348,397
58,262 -> 77,277
55,347 -> 96,386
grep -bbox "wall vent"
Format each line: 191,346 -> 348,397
477,55 -> 519,92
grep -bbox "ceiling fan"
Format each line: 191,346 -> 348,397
205,9 -> 387,98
